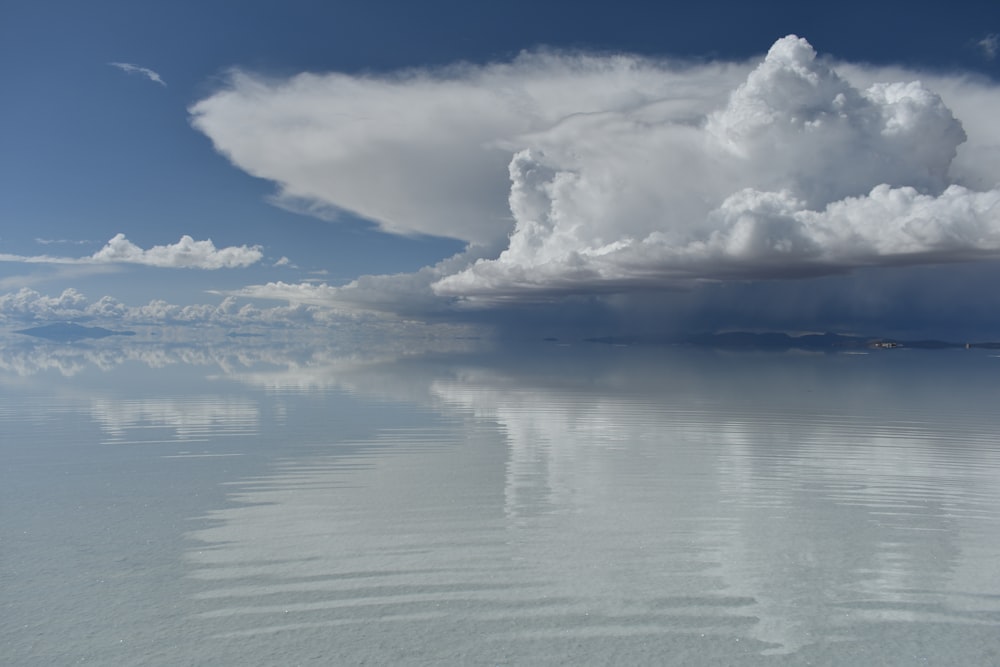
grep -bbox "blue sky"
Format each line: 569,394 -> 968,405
2,1 -> 999,338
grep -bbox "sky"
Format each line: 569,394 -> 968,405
2,0 -> 1000,339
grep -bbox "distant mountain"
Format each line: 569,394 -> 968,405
584,331 -> 998,350
14,322 -> 136,342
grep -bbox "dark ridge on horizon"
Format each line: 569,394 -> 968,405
582,331 -> 1000,350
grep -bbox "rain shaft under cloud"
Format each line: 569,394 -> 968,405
192,36 -> 1000,328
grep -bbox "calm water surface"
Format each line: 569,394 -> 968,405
3,335 -> 1000,664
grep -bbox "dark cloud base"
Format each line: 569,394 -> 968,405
462,261 -> 1000,342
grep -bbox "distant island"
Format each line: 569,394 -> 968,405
14,322 -> 136,342
584,331 -> 1000,350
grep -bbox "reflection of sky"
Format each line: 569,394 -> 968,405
0,334 -> 324,379
181,346 -> 1000,660
428,357 -> 1000,653
89,396 -> 259,445
4,339 -> 1000,663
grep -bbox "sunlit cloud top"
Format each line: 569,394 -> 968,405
192,35 -> 1000,319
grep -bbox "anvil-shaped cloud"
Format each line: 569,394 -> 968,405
192,36 -> 1000,321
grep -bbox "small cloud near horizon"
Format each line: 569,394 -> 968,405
35,238 -> 92,246
1,234 -> 263,269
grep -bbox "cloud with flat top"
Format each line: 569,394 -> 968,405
193,36 -> 1000,324
0,234 -> 263,269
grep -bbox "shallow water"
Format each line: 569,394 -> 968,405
3,336 -> 1000,664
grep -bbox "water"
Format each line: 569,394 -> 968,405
3,334 -> 1000,664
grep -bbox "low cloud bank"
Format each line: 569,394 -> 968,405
0,288 -> 316,327
193,36 -> 1000,324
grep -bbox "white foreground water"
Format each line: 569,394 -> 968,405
3,335 -> 1000,665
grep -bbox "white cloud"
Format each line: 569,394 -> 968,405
224,274 -> 447,316
224,243 -> 500,316
0,287 -> 89,321
109,61 -> 167,86
35,238 -> 91,245
435,37 -> 1000,300
0,288 -> 320,327
979,34 -> 999,61
191,53 -> 745,245
192,36 -> 1000,315
0,234 -> 263,269
221,281 -> 340,306
91,233 -> 263,269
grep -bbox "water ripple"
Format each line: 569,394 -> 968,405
181,356 -> 1000,662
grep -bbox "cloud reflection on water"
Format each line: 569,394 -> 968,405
3,333 -> 999,662
426,354 -> 1000,654
184,343 -> 1000,660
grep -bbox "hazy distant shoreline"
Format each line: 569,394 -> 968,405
585,331 -> 1000,351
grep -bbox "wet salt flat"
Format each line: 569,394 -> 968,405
3,337 -> 1000,665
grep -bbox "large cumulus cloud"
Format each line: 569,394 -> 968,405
436,37 -> 999,299
192,36 -> 1000,321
